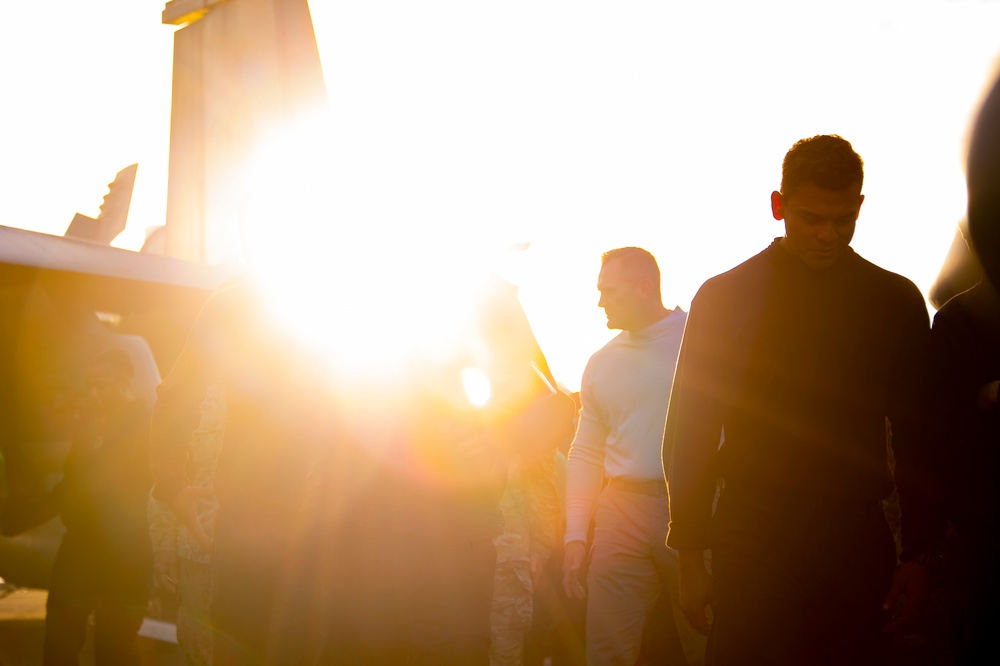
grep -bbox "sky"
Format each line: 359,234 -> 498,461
2,0 -> 1000,391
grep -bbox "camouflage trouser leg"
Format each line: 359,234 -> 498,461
178,558 -> 213,666
490,561 -> 534,666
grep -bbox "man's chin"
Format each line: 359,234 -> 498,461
804,251 -> 839,270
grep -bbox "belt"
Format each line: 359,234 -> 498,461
608,477 -> 668,496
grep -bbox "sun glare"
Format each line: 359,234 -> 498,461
461,367 -> 492,407
237,116 -> 508,382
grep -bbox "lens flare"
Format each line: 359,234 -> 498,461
461,367 -> 492,407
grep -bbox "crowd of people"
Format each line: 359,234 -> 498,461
33,71 -> 1000,666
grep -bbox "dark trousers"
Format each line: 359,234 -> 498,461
706,487 -> 897,666
951,519 -> 1000,665
43,533 -> 150,666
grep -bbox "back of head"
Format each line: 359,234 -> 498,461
781,134 -> 864,196
601,246 -> 661,288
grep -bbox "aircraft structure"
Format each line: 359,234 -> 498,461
0,0 -> 327,587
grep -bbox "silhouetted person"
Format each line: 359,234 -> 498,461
150,279 -> 334,666
319,275 -> 576,665
490,450 -> 562,666
664,135 -> 943,665
930,70 -> 1000,666
564,247 -> 702,665
525,393 -> 588,666
43,348 -> 152,666
148,383 -> 225,666
923,269 -> 1000,665
968,72 -> 1000,289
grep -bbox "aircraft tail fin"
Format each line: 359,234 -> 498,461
65,163 -> 138,245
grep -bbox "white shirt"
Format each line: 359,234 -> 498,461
564,308 -> 686,544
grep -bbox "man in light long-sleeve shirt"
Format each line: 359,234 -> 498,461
564,247 -> 705,665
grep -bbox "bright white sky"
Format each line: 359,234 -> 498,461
2,0 -> 999,391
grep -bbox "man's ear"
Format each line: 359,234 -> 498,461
636,278 -> 654,298
770,191 -> 784,221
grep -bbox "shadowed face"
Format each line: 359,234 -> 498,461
597,259 -> 644,331
771,181 -> 864,270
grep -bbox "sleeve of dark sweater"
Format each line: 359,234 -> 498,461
891,283 -> 947,561
664,280 -> 726,551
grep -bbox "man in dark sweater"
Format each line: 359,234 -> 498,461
663,135 -> 943,665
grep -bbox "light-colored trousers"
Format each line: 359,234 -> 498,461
586,484 -> 706,666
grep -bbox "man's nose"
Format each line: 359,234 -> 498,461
817,221 -> 839,242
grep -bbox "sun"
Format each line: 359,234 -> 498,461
235,115 -> 514,387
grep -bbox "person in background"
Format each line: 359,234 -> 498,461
148,384 -> 225,666
43,348 -> 153,666
930,70 -> 1000,665
564,247 -> 703,665
922,265 -> 1000,665
319,274 -> 577,666
490,449 -> 562,666
150,279 -> 334,666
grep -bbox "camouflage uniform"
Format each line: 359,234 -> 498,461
148,385 -> 225,666
490,450 -> 562,666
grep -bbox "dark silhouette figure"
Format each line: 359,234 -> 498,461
924,274 -> 1000,665
42,348 -> 153,666
930,70 -> 1000,666
664,135 -> 944,665
150,279 -> 334,666
315,275 -> 576,665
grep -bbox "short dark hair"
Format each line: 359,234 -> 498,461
601,247 -> 661,286
781,135 -> 864,197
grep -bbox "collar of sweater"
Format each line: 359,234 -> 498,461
625,308 -> 684,343
766,237 -> 859,277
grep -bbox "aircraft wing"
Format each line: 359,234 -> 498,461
1,224 -> 234,298
0,225 -> 238,588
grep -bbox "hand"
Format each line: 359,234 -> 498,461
562,540 -> 588,601
171,486 -> 215,555
153,550 -> 178,594
882,560 -> 930,633
678,550 -> 713,636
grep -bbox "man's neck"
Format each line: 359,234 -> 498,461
626,306 -> 672,333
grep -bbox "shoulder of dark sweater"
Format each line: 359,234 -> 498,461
936,279 -> 1000,334
691,241 -> 926,318
846,248 -> 922,293
691,241 -> 781,306
845,250 -> 930,324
